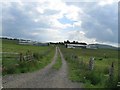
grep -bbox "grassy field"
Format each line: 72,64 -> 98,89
2,39 -> 50,54
60,46 -> 119,88
2,39 -> 55,75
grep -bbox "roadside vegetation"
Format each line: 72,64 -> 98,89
2,39 -> 55,75
52,50 -> 62,70
60,46 -> 119,88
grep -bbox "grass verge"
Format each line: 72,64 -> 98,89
2,39 -> 55,75
2,48 -> 55,75
52,50 -> 62,70
60,47 -> 118,88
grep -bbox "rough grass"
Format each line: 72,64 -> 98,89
52,51 -> 62,70
2,39 -> 55,75
60,47 -> 119,88
2,39 -> 50,54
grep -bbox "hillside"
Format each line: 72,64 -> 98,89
88,44 -> 118,50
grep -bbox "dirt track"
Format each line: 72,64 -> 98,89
2,47 -> 81,88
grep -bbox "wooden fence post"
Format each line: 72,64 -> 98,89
19,53 -> 23,61
89,57 -> 94,70
26,50 -> 30,61
26,50 -> 29,61
31,53 -> 34,60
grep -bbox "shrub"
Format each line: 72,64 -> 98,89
103,67 -> 109,74
85,71 -> 103,85
33,52 -> 40,59
99,58 -> 103,60
105,78 -> 118,88
20,67 -> 28,73
6,66 -> 16,74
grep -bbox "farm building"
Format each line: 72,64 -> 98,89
19,40 -> 34,45
86,44 -> 98,49
19,40 -> 49,46
66,44 -> 87,48
33,43 -> 49,46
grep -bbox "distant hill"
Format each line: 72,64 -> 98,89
88,44 -> 118,50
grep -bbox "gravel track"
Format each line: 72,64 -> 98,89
2,47 -> 81,88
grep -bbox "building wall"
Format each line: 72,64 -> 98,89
66,44 -> 87,48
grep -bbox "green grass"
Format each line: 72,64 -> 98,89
60,47 -> 119,88
52,51 -> 62,70
2,39 -> 55,75
2,39 -> 50,54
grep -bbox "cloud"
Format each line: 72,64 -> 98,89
66,1 -> 118,44
1,0 -> 118,47
98,0 -> 118,6
83,3 -> 118,43
73,21 -> 82,27
28,28 -> 66,42
67,30 -> 96,44
2,1 -> 78,36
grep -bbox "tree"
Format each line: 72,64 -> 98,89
66,40 -> 70,43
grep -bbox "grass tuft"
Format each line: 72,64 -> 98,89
52,51 -> 62,70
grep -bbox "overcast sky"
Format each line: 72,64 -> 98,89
1,0 -> 118,46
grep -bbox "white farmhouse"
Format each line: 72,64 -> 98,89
66,44 -> 87,48
19,40 -> 33,45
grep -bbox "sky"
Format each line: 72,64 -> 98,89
1,0 -> 119,47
